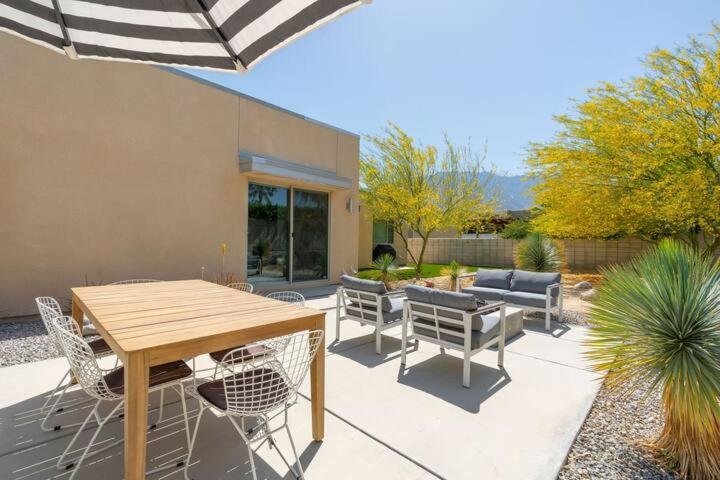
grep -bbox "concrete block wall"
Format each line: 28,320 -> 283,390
407,237 -> 654,272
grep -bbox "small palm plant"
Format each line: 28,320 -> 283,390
515,233 -> 562,272
369,254 -> 399,290
586,240 -> 720,479
441,260 -> 465,291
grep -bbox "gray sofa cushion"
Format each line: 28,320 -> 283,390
346,297 -> 404,324
510,270 -> 561,297
473,269 -> 513,289
461,286 -> 508,302
405,285 -> 478,311
413,313 -> 500,349
341,275 -> 391,312
503,291 -> 557,309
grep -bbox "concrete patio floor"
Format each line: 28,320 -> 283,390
0,293 -> 601,480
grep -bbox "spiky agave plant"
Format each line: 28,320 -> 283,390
441,260 -> 465,291
586,239 -> 720,479
369,253 -> 399,290
515,233 -> 562,272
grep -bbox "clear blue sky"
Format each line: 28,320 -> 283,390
185,0 -> 718,175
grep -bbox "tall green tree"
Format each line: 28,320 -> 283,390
361,123 -> 494,277
527,26 -> 720,256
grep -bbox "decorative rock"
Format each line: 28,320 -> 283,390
574,281 -> 593,290
580,289 -> 597,301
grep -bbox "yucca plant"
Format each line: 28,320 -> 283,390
515,233 -> 562,272
441,260 -> 465,291
369,254 -> 399,290
586,239 -> 720,479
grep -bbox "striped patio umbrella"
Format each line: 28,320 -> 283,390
0,0 -> 369,72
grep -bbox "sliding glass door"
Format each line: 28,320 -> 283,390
247,183 -> 328,284
292,189 -> 329,281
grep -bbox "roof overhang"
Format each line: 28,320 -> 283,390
238,151 -> 352,190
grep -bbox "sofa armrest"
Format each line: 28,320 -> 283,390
546,282 -> 562,294
385,290 -> 407,298
458,272 -> 476,280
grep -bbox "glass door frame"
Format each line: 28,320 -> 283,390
247,181 -> 330,286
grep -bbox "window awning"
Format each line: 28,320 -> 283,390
238,151 -> 352,190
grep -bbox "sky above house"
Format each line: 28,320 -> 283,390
184,0 -> 718,175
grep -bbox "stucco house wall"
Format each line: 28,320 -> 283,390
0,33 -> 359,317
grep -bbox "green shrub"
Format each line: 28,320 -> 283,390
368,254 -> 399,289
499,219 -> 532,239
586,240 -> 720,478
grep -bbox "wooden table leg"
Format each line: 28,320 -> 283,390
71,295 -> 84,333
124,352 -> 149,480
310,315 -> 325,442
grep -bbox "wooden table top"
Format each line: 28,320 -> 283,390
71,280 -> 324,356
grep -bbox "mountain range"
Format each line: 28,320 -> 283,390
482,172 -> 538,211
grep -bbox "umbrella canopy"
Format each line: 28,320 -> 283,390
0,0 -> 369,72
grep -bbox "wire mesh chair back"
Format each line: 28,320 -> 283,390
220,330 -> 323,416
227,282 -> 254,293
109,279 -> 162,285
52,316 -> 121,401
35,297 -> 64,349
266,291 -> 305,305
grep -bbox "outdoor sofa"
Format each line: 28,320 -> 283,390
401,285 -> 506,388
457,269 -> 563,331
336,275 -> 406,354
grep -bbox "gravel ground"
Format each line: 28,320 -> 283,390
0,319 -> 60,367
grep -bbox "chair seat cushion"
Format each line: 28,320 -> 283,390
346,296 -> 404,324
209,344 -> 275,363
461,286 -> 508,302
413,313 -> 501,349
103,360 -> 192,395
503,291 -> 557,309
88,337 -> 113,356
197,368 -> 289,411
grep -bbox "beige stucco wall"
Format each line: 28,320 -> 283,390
0,33 -> 359,317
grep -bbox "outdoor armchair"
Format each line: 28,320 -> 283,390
336,275 -> 406,354
401,285 -> 506,388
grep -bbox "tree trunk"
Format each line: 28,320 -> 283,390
415,234 -> 430,280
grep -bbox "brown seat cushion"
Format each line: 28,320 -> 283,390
103,360 -> 192,395
197,368 -> 289,411
88,337 -> 113,356
209,344 -> 275,363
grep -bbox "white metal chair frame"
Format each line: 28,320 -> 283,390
108,278 -> 162,285
184,330 -> 324,480
401,299 -> 506,388
35,297 -> 116,432
51,316 -> 191,479
266,291 -> 305,305
336,286 -> 405,354
227,282 -> 254,293
457,273 -> 564,331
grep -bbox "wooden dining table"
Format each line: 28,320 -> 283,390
71,279 -> 326,480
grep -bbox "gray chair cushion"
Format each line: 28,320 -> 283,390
473,269 -> 513,289
346,297 -> 404,324
461,286 -> 508,302
510,270 -> 561,297
503,291 -> 557,309
413,313 -> 501,349
341,275 -> 391,312
405,285 -> 478,311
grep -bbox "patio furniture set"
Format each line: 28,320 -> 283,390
34,280 -> 324,480
336,268 -> 563,387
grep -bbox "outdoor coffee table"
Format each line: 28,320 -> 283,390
484,305 -> 524,340
71,279 -> 325,480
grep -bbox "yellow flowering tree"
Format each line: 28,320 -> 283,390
361,123 -> 494,277
527,27 -> 720,256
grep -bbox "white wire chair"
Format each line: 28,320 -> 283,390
184,330 -> 324,480
109,278 -> 162,285
35,297 -> 116,432
266,291 -> 305,305
51,316 -> 192,479
227,282 -> 254,293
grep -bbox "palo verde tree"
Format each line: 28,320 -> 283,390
527,26 -> 720,256
361,123 -> 494,277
